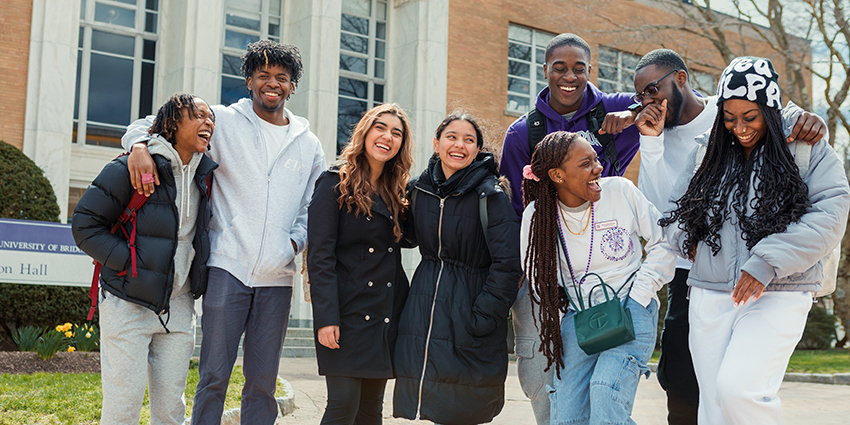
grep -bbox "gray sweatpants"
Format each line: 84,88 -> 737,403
99,289 -> 196,425
511,284 -> 553,425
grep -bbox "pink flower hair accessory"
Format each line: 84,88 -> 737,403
522,164 -> 539,181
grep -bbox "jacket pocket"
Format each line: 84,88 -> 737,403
690,242 -> 735,284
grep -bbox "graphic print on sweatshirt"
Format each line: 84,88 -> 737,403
600,226 -> 633,262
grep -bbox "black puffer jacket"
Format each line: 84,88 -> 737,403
72,154 -> 217,314
393,153 -> 521,425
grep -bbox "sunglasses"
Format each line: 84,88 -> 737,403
631,69 -> 679,104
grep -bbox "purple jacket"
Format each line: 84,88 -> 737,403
500,83 -> 640,218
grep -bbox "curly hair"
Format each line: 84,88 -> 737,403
241,40 -> 303,95
522,131 -> 581,377
336,103 -> 414,242
659,102 -> 810,256
148,93 -> 213,146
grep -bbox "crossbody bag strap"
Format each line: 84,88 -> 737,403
556,231 -> 585,311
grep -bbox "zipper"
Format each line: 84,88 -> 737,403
415,187 -> 458,419
247,118 -> 295,285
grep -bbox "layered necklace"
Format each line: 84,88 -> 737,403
559,201 -> 591,235
555,198 -> 594,285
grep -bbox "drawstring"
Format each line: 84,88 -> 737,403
158,311 -> 171,333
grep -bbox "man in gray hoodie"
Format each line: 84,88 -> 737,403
121,41 -> 326,425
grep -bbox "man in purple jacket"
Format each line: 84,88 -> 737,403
501,33 -> 639,219
502,33 -> 640,425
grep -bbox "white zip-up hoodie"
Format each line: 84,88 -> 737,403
122,98 -> 326,287
146,136 -> 202,298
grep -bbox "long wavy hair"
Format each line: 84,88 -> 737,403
522,131 -> 581,377
659,101 -> 810,256
337,103 -> 414,242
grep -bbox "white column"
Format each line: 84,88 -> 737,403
389,0 -> 449,275
285,0 -> 341,162
157,0 -> 225,105
23,0 -> 82,222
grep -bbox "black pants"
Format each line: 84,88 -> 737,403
657,268 -> 699,425
321,376 -> 387,425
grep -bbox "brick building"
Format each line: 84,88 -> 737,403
0,0 -> 807,326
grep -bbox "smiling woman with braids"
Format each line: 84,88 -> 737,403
521,131 -> 675,424
660,57 -> 850,425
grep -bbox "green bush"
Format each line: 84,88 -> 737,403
0,140 -> 60,222
797,305 -> 838,350
0,284 -> 96,339
12,326 -> 42,352
0,140 -> 95,342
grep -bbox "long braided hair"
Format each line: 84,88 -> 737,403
522,131 -> 581,377
659,102 -> 810,256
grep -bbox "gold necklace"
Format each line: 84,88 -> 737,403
560,203 -> 592,235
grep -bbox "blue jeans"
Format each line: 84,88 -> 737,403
550,298 -> 658,425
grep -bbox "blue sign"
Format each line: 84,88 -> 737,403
0,219 -> 92,286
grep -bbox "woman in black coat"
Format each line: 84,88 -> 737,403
307,103 -> 414,425
392,112 -> 522,425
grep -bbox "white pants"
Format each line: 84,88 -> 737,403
689,287 -> 811,425
99,290 -> 196,425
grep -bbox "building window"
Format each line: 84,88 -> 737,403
220,0 -> 283,106
597,46 -> 640,94
74,0 -> 159,149
506,24 -> 555,114
336,0 -> 387,154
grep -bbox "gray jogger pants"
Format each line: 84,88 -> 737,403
99,289 -> 196,425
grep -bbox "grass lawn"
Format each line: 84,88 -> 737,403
0,361 -> 284,425
650,349 -> 850,374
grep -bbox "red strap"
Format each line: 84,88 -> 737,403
88,189 -> 149,319
129,211 -> 138,278
87,262 -> 101,321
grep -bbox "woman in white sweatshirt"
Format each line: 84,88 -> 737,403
520,131 -> 675,425
73,94 -> 217,425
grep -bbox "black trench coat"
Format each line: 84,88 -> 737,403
307,169 -> 410,379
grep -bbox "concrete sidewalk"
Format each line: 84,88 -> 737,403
270,357 -> 850,424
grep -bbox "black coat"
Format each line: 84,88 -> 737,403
307,169 -> 410,379
72,154 -> 217,314
392,153 -> 521,425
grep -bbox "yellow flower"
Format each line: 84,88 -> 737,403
85,332 -> 92,339
55,325 -> 62,332
65,331 -> 73,338
67,346 -> 76,353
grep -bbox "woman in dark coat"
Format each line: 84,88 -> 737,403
393,112 -> 522,425
308,103 -> 414,425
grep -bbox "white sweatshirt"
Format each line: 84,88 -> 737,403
521,177 -> 676,309
637,97 -> 717,271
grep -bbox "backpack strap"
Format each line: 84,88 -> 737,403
586,102 -> 621,176
87,185 -> 150,321
526,108 -> 548,157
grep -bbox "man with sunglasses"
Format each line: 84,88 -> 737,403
633,49 -> 826,425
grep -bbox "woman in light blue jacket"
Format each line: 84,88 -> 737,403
661,57 -> 850,425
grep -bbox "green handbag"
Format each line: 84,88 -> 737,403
561,271 -> 637,355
